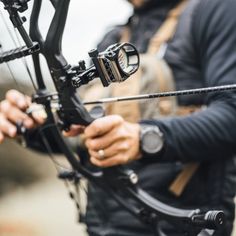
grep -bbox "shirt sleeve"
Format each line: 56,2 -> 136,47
141,0 -> 236,163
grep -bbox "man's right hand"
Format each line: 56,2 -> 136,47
0,90 -> 45,143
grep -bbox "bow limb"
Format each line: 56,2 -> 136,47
29,0 -> 45,90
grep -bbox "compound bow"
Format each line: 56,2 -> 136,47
0,1 -> 229,235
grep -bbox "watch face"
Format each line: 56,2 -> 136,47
142,127 -> 164,154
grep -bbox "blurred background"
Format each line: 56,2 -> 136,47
0,1 -> 131,235
0,1 -> 235,236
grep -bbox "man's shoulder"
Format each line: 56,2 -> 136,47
189,0 -> 236,41
192,0 -> 236,10
192,0 -> 236,22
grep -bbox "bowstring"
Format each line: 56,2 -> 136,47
38,123 -> 85,215
0,6 -> 67,170
0,44 -> 21,91
0,8 -> 37,95
14,28 -> 37,91
0,11 -> 23,93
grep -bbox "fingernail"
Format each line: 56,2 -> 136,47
9,127 -> 16,137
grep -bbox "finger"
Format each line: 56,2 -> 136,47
0,114 -> 17,137
84,115 -> 123,139
31,111 -> 46,125
88,141 -> 129,160
63,125 -> 85,137
28,104 -> 47,125
90,154 -> 130,168
85,127 -> 119,151
0,131 -> 4,143
6,90 -> 31,110
0,100 -> 34,129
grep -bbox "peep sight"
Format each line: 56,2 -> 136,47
89,42 -> 139,87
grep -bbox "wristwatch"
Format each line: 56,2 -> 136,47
139,124 -> 164,156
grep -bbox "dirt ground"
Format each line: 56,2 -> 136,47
0,139 -> 87,236
0,175 -> 88,236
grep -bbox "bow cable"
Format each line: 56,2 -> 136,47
0,8 -> 37,91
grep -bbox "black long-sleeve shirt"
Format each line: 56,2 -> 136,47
153,0 -> 236,163
85,1 -> 236,235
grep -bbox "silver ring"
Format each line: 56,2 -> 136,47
98,149 -> 105,159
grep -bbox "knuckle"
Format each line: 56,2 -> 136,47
6,89 -> 19,100
86,139 -> 97,150
84,124 -> 99,138
6,89 -> 15,98
116,127 -> 127,139
119,142 -> 129,151
90,141 -> 97,150
112,115 -> 124,124
91,120 -> 103,135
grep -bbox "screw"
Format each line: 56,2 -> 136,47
129,172 -> 138,184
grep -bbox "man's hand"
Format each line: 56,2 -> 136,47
0,90 -> 45,143
84,115 -> 141,167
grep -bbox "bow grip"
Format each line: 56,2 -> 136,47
57,87 -> 101,127
59,101 -> 105,128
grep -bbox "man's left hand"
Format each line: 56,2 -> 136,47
84,115 -> 141,167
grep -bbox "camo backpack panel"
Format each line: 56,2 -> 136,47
139,55 -> 177,119
106,55 -> 177,122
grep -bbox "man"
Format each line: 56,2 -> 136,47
0,0 -> 236,235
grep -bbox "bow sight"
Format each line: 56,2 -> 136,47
71,42 -> 139,88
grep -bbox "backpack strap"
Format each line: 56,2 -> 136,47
148,0 -> 188,54
169,163 -> 200,197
